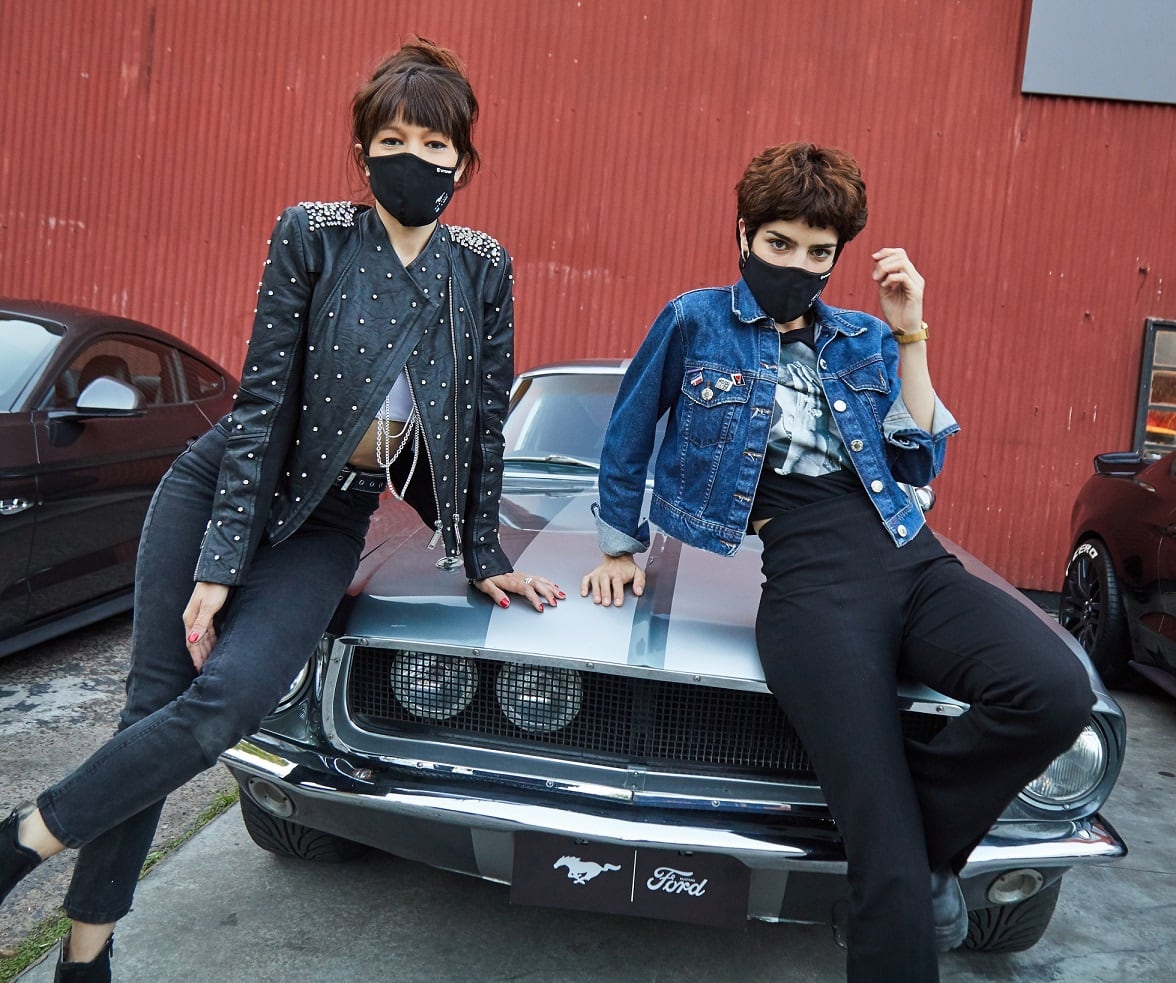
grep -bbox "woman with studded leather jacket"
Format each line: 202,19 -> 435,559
0,40 -> 563,981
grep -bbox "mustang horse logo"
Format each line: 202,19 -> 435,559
554,855 -> 622,885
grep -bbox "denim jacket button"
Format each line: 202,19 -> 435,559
870,479 -> 884,493
850,439 -> 864,452
897,524 -> 908,537
819,359 -> 828,370
833,399 -> 847,412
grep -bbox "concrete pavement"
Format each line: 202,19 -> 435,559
15,688 -> 1176,982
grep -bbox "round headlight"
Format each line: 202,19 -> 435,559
273,659 -> 312,714
495,664 -> 583,733
390,652 -> 478,721
1020,724 -> 1107,806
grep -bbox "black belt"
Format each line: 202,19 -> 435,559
334,464 -> 387,494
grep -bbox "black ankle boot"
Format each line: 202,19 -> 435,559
55,933 -> 114,983
1,804 -> 42,905
930,867 -> 969,951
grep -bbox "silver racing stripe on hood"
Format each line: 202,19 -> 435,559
481,499 -> 691,671
660,538 -> 767,684
481,500 -> 766,683
621,533 -> 683,670
483,495 -> 645,662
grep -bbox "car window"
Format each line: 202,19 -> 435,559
0,316 -> 63,411
179,352 -> 226,400
504,373 -> 664,476
45,334 -> 180,408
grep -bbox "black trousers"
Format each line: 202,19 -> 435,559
754,492 -> 1092,983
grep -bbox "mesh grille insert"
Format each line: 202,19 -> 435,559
346,646 -> 949,778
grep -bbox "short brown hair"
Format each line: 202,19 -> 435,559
736,143 -> 868,246
351,39 -> 480,189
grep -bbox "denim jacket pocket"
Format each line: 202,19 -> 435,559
836,355 -> 890,395
680,363 -> 751,448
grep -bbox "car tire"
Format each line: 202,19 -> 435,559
238,787 -> 369,862
963,880 -> 1061,952
1058,538 -> 1134,687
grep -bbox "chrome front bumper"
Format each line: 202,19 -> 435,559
220,735 -> 1126,925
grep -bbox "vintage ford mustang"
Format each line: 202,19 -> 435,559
221,361 -> 1126,951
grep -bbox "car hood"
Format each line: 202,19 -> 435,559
337,476 -> 1115,709
340,480 -> 782,690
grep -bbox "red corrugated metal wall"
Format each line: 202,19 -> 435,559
3,0 -> 1174,589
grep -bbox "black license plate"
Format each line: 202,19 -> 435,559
510,831 -> 751,928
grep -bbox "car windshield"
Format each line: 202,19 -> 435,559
503,371 -> 664,477
0,316 -> 64,411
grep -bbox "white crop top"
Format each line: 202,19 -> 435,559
377,370 -> 414,421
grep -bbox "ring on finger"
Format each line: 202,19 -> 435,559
523,576 -> 534,585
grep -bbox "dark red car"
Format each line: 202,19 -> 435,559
0,299 -> 235,658
1059,449 -> 1176,697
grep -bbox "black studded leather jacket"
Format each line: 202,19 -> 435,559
194,201 -> 515,586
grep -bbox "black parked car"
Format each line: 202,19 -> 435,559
0,299 -> 235,657
222,361 -> 1126,953
1060,449 -> 1176,697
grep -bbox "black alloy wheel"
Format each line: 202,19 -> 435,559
1058,538 -> 1133,686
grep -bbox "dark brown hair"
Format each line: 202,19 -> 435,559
736,143 -> 868,247
351,39 -> 480,189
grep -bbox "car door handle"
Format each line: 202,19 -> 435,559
0,498 -> 34,515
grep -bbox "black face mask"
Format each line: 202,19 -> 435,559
365,152 -> 456,227
739,250 -> 832,324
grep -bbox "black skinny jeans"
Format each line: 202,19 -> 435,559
754,491 -> 1093,983
36,421 -> 380,924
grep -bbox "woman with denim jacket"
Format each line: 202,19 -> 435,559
582,143 -> 1092,982
0,40 -> 562,981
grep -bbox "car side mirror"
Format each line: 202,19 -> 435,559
1092,451 -> 1145,477
51,376 -> 146,420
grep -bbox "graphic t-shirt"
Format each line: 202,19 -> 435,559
762,328 -> 848,477
750,326 -> 864,521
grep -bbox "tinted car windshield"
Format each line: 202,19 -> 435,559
0,316 -> 64,411
504,372 -> 663,476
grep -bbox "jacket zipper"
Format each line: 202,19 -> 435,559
448,281 -> 462,547
421,278 -> 461,558
430,280 -> 464,569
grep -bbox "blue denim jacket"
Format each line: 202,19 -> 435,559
596,279 -> 959,556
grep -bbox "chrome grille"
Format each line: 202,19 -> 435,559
346,646 -> 949,777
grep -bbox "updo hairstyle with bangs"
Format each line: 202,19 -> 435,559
351,38 -> 481,189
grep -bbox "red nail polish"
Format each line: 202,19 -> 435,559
188,632 -> 200,643
538,605 -> 545,613
499,599 -> 509,608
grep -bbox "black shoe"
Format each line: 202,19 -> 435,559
930,867 -> 969,951
830,897 -> 850,950
55,933 -> 114,983
1,804 -> 42,906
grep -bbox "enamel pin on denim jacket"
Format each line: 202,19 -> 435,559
595,278 -> 959,557
196,202 -> 516,586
